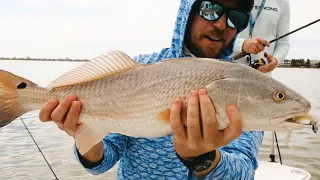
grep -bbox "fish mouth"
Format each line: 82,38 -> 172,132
270,112 -> 319,133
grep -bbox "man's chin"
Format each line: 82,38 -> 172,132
188,43 -> 222,58
202,48 -> 222,59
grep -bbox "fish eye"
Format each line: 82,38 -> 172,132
17,82 -> 27,89
273,91 -> 286,102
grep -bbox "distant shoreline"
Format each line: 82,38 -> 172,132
278,66 -> 320,69
0,58 -> 90,62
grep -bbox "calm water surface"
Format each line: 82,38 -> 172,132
0,60 -> 319,180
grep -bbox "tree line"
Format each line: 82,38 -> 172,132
0,57 -> 89,62
282,59 -> 320,68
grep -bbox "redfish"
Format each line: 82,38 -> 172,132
0,51 -> 318,154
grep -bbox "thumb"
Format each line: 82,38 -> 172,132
218,105 -> 243,146
264,52 -> 273,63
226,105 -> 243,130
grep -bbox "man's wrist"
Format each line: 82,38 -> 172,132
274,57 -> 279,65
75,142 -> 104,168
241,39 -> 247,52
193,150 -> 221,179
176,150 -> 217,172
77,148 -> 104,168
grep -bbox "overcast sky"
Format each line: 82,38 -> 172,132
0,0 -> 319,60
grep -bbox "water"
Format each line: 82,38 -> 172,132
0,60 -> 319,180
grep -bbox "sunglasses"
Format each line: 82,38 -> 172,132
198,1 -> 250,31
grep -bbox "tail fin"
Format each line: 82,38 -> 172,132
0,69 -> 37,127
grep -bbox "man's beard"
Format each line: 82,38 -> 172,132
185,31 -> 226,58
195,42 -> 223,58
186,37 -> 224,58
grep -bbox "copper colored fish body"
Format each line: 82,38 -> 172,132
0,51 -> 318,154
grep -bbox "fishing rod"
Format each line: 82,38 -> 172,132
20,117 -> 59,180
274,132 -> 283,164
232,18 -> 320,61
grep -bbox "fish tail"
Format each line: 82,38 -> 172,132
0,69 -> 37,127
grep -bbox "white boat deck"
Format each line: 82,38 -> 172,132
255,161 -> 311,180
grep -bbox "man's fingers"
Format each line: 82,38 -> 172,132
219,105 -> 242,146
199,89 -> 218,143
264,52 -> 272,63
258,65 -> 269,73
257,52 -> 277,73
51,95 -> 77,124
253,46 -> 260,54
181,105 -> 188,127
257,38 -> 270,47
170,98 -> 186,141
39,98 -> 59,122
55,122 -> 64,131
64,101 -> 82,134
257,43 -> 265,52
186,90 -> 202,144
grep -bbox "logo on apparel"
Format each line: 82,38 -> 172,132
255,5 -> 278,12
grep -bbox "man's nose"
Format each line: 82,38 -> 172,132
212,13 -> 227,30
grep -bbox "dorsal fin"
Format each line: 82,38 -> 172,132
47,50 -> 140,89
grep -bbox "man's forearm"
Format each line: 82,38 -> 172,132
77,142 -> 104,168
74,134 -> 127,175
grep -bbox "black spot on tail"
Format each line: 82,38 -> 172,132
17,82 -> 27,89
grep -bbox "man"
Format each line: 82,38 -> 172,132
233,0 -> 290,74
39,0 -> 263,179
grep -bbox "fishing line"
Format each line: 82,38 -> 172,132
20,117 -> 59,180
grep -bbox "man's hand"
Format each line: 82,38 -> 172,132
170,89 -> 243,176
39,95 -> 104,165
39,94 -> 82,136
242,37 -> 270,54
258,52 -> 278,73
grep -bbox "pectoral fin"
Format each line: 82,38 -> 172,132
157,107 -> 188,126
158,109 -> 171,124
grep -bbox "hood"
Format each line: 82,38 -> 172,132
171,0 -> 239,61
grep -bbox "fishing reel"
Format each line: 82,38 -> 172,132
246,54 -> 266,69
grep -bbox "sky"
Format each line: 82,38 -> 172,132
0,0 -> 319,60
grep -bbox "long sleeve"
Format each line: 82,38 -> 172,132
233,37 -> 246,54
188,131 -> 264,180
73,133 -> 128,175
273,0 -> 290,65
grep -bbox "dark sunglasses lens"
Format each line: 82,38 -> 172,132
199,1 -> 223,21
228,11 -> 249,31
